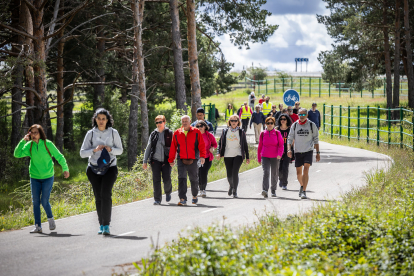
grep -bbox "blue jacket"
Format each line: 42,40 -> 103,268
250,112 -> 266,127
307,109 -> 321,128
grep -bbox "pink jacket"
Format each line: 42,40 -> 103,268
257,129 -> 284,163
202,131 -> 218,161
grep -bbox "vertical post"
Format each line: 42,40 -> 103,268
274,78 -> 276,93
291,76 -> 293,89
348,106 -> 351,141
350,88 -> 352,98
266,80 -> 268,94
282,78 -> 284,92
309,77 -> 311,97
319,77 -> 321,97
372,89 -> 374,98
323,104 -> 325,133
400,106 -> 403,148
258,80 -> 260,94
245,76 -> 247,88
357,106 -> 360,140
377,106 -> 380,146
300,77 -> 302,95
339,105 -> 342,138
367,106 -> 370,143
329,82 -> 331,97
361,87 -> 363,98
331,104 -> 333,139
339,82 -> 341,97
383,77 -> 386,97
388,107 -> 391,147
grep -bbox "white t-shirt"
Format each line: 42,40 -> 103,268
224,130 -> 241,157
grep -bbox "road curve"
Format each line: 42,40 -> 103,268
0,141 -> 391,276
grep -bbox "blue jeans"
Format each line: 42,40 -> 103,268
30,176 -> 54,226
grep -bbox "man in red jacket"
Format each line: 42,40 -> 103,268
169,115 -> 206,206
288,106 -> 299,123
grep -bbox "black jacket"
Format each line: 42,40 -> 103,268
217,128 -> 249,160
148,128 -> 173,162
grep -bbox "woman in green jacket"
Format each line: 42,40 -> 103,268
14,124 -> 69,233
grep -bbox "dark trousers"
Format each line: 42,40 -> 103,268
87,166 -> 118,226
151,160 -> 172,202
177,159 -> 199,201
199,158 -> 212,190
262,157 -> 280,192
241,118 -> 249,132
224,156 -> 243,193
279,153 -> 290,186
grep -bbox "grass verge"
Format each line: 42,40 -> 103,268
130,136 -> 414,275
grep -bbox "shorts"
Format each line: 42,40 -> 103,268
294,150 -> 313,167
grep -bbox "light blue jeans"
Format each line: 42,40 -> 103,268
30,176 -> 54,226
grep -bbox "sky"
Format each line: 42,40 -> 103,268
216,0 -> 334,73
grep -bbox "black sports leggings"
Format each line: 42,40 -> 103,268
224,156 -> 243,192
199,158 -> 212,190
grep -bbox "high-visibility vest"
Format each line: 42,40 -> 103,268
262,102 -> 272,115
241,106 -> 252,119
225,109 -> 233,119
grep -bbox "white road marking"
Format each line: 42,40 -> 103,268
112,231 -> 135,238
316,170 -> 321,173
202,208 -> 216,213
328,162 -> 331,164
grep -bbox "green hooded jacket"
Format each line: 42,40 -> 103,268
14,139 -> 69,179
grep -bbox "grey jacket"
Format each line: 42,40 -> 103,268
143,129 -> 170,163
80,127 -> 123,166
287,120 -> 319,153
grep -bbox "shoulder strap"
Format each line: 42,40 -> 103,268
90,131 -> 94,146
44,140 -> 52,158
112,129 -> 114,141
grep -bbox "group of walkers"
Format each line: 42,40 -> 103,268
14,100 -> 320,235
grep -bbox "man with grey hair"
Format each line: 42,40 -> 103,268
287,108 -> 320,199
169,115 -> 206,205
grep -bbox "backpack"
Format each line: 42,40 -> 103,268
293,120 -> 314,134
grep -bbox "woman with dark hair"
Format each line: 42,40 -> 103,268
217,114 -> 250,198
80,108 -> 123,235
277,114 -> 292,190
195,120 -> 217,197
14,124 -> 69,233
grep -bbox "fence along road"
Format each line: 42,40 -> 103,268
0,127 -> 391,276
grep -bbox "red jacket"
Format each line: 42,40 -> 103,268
290,113 -> 299,123
168,126 -> 207,163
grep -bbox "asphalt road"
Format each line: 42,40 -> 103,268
0,126 -> 391,276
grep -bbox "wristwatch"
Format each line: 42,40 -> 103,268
316,151 -> 320,154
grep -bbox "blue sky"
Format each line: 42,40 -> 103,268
217,0 -> 333,72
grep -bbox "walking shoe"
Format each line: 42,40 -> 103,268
98,225 -> 103,235
301,191 -> 307,199
261,190 -> 268,198
202,190 -> 207,198
153,201 -> 161,205
271,191 -> 276,197
228,187 -> 233,196
192,197 -> 198,204
178,200 -> 187,206
282,186 -> 287,190
48,217 -> 56,230
299,186 -> 303,198
30,224 -> 42,233
166,194 -> 171,202
233,193 -> 238,198
198,190 -> 203,196
102,225 -> 110,235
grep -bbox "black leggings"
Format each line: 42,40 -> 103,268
199,158 -> 212,190
224,156 -> 243,192
86,166 -> 118,226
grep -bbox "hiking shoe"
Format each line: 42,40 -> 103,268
261,190 -> 268,198
166,194 -> 171,202
202,190 -> 207,198
30,224 -> 42,233
192,197 -> 198,204
299,186 -> 303,197
178,200 -> 187,206
282,186 -> 287,190
233,193 -> 238,198
301,191 -> 307,199
98,225 -> 103,235
48,217 -> 56,230
228,187 -> 233,196
102,225 -> 110,235
198,190 -> 203,196
153,201 -> 161,205
271,192 -> 277,197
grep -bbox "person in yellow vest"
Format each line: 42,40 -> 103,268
262,96 -> 273,116
225,104 -> 234,121
238,102 -> 253,132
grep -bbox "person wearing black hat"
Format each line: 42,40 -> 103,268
80,108 -> 123,235
191,108 -> 214,134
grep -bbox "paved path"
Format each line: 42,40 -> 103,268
0,135 -> 391,275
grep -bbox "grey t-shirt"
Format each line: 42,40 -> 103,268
287,120 -> 319,153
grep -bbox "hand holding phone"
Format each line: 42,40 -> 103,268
24,132 -> 31,141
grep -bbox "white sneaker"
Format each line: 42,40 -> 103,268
48,217 -> 56,230
30,224 -> 42,233
202,190 -> 207,198
198,190 -> 203,196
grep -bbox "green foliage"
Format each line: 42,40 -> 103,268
167,109 -> 185,132
274,70 -> 292,79
247,65 -> 267,81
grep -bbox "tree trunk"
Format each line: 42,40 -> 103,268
403,0 -> 414,108
383,2 -> 393,109
393,0 -> 401,116
55,25 -> 65,151
187,0 -> 201,120
170,0 -> 187,113
94,26 -> 106,110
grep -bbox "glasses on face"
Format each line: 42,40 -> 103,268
299,114 -> 306,117
280,118 -> 287,121
31,131 -> 39,135
230,120 -> 238,123
295,104 -> 300,106
266,122 -> 274,125
196,125 -> 203,128
288,109 -> 293,112
155,121 -> 164,125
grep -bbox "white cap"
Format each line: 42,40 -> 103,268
251,92 -> 255,95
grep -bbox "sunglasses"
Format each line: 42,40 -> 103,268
155,121 -> 164,125
266,122 -> 274,125
280,118 -> 287,121
196,125 -> 203,128
299,114 -> 306,117
295,104 -> 300,105
288,109 -> 293,111
230,120 -> 238,123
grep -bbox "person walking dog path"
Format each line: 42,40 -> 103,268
14,124 -> 70,233
217,115 -> 250,198
169,115 -> 206,206
257,117 -> 284,198
80,108 -> 123,235
143,115 -> 173,205
287,108 -> 320,199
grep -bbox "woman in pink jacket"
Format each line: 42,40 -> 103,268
258,116 -> 284,198
195,120 -> 218,198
